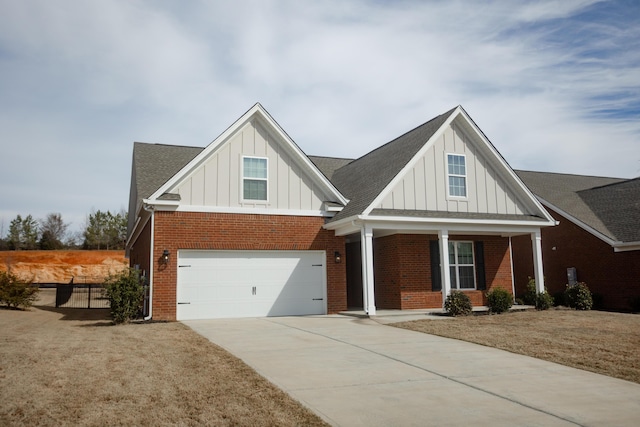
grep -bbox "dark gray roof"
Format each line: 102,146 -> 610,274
308,156 -> 354,180
369,209 -> 548,222
132,142 -> 203,210
329,107 -> 457,222
516,170 -> 639,243
577,178 -> 640,242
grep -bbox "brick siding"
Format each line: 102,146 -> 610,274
512,207 -> 640,311
372,234 -> 513,309
129,220 -> 151,277
131,211 -> 346,321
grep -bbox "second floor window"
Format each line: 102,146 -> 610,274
447,154 -> 467,197
243,157 -> 268,201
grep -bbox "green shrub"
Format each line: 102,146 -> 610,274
104,268 -> 144,324
486,288 -> 513,314
0,271 -> 39,309
522,277 -> 537,306
524,277 -> 554,310
535,291 -> 554,310
564,282 -> 593,310
444,291 -> 472,317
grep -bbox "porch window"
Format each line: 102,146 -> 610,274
448,241 -> 475,289
242,156 -> 268,201
447,154 -> 467,197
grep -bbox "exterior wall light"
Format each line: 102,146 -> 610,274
334,251 -> 342,263
162,249 -> 170,264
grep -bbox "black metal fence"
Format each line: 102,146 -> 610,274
55,284 -> 110,309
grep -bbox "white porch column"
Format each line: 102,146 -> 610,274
439,229 -> 452,307
361,225 -> 376,315
531,230 -> 545,294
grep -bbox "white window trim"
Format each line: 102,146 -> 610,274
446,153 -> 467,199
449,240 -> 476,290
241,156 -> 269,203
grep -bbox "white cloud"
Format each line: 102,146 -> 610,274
0,0 -> 638,234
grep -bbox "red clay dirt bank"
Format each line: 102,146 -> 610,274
0,250 -> 128,284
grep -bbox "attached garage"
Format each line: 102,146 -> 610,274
176,250 -> 327,320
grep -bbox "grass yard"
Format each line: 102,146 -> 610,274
0,290 -> 327,427
394,308 -> 640,384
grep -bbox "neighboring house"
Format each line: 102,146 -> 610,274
512,171 -> 640,311
126,103 -> 555,321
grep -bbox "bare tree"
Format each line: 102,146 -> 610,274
39,213 -> 68,250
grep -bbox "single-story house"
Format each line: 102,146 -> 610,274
512,171 -> 640,310
126,103 -> 555,321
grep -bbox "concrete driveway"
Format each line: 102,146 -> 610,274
184,315 -> 640,427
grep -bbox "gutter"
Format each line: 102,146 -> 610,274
613,241 -> 640,252
509,236 -> 516,302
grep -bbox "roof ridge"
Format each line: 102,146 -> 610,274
515,169 -> 624,181
308,155 -> 355,161
134,141 -> 205,150
578,176 -> 640,192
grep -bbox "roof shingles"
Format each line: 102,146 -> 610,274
578,178 -> 640,242
516,170 -> 639,243
308,156 -> 354,181
329,107 -> 457,222
133,142 -> 203,210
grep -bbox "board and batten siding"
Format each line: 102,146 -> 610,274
176,119 -> 329,211
378,123 -> 526,215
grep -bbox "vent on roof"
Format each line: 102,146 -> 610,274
158,193 -> 181,201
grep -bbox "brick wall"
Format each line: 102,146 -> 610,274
134,211 -> 346,320
373,234 -> 513,309
479,235 -> 515,294
129,219 -> 151,277
512,207 -> 640,311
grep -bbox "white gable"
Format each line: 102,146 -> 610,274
176,118 -> 332,210
148,104 -> 346,215
375,111 -> 548,218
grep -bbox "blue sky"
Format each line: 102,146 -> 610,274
1,0 -> 639,236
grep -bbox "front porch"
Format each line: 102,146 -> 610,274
332,217 -> 548,316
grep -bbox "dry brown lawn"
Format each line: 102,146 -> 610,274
0,290 -> 327,427
394,308 -> 640,384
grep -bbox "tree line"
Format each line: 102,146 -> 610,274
0,210 -> 127,251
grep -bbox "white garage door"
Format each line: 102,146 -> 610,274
176,250 -> 326,320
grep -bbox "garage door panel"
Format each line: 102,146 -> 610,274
176,250 -> 326,320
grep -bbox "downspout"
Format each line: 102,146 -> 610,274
509,236 -> 516,303
143,204 -> 155,321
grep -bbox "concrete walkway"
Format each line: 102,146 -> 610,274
184,315 -> 640,427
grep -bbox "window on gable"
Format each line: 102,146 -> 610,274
242,156 -> 268,201
447,154 -> 467,197
448,241 -> 475,289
